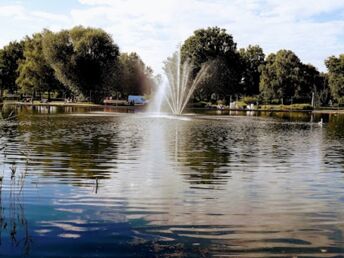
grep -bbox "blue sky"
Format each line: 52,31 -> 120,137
0,0 -> 344,74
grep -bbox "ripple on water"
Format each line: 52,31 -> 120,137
0,107 -> 343,256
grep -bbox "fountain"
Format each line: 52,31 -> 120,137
150,47 -> 211,115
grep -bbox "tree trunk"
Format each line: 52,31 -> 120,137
32,90 -> 36,103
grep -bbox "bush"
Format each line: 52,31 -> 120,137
216,100 -> 225,105
241,96 -> 258,104
190,101 -> 209,108
289,104 -> 313,110
270,99 -> 281,105
235,101 -> 247,109
259,104 -> 313,111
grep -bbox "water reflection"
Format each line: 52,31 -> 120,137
171,122 -> 232,186
327,113 -> 344,138
0,164 -> 32,256
18,116 -> 119,184
0,105 -> 344,256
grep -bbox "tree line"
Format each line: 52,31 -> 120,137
1,25 -> 343,106
181,27 -> 342,106
0,26 -> 154,103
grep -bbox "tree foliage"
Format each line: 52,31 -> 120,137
260,50 -> 304,102
16,32 -> 63,97
181,27 -> 237,66
0,25 -> 340,107
299,64 -> 330,106
259,50 -> 330,105
239,45 -> 265,96
118,52 -> 154,96
181,27 -> 242,100
42,26 -> 120,103
325,55 -> 344,104
0,41 -> 24,95
317,73 -> 330,106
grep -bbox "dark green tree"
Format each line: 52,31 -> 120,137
16,32 -> 64,99
42,26 -> 120,103
0,41 -> 24,96
259,53 -> 277,101
259,50 -> 303,103
260,51 -> 328,105
0,54 -> 4,99
325,55 -> 344,104
317,73 -> 331,106
239,45 -> 265,96
298,64 -> 331,106
181,27 -> 242,101
298,64 -> 317,99
118,52 -> 154,96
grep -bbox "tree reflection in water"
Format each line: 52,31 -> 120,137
0,151 -> 32,255
0,105 -> 344,257
15,111 -> 119,187
171,122 -> 232,187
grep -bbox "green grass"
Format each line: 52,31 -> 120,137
4,100 -> 102,107
231,101 -> 247,109
259,104 -> 313,111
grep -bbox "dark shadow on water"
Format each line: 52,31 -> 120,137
0,162 -> 32,256
171,122 -> 232,186
0,107 -> 120,188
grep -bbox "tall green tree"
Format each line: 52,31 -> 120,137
0,54 -> 4,98
42,26 -> 120,103
0,41 -> 24,96
259,53 -> 278,101
298,64 -> 317,99
317,73 -> 331,106
298,64 -> 331,106
16,32 -> 64,99
181,27 -> 242,100
260,51 -> 329,105
259,50 -> 304,102
325,54 -> 344,104
239,45 -> 265,96
118,52 -> 154,96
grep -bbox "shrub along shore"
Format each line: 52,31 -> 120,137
3,99 -> 344,115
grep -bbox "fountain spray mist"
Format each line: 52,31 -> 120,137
150,47 -> 211,115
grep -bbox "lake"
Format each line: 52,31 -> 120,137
0,105 -> 343,257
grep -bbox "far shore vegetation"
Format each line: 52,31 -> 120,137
0,26 -> 343,109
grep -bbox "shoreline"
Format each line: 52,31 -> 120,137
2,101 -> 136,109
2,101 -> 344,114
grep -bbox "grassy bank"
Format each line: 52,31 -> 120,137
4,100 -> 344,114
199,102 -> 314,111
259,104 -> 314,111
5,100 -> 103,107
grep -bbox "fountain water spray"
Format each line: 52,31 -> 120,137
148,78 -> 168,114
150,47 -> 211,115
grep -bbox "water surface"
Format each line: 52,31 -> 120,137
0,105 -> 343,257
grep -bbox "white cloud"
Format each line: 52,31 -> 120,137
31,11 -> 69,23
70,0 -> 344,72
0,3 -> 70,42
0,0 -> 344,73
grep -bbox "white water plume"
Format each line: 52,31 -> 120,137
150,47 -> 211,115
